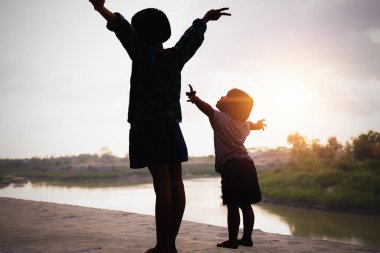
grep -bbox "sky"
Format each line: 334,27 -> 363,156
1,0 -> 380,158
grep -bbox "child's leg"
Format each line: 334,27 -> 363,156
217,204 -> 239,249
168,162 -> 185,252
148,164 -> 172,253
238,204 -> 254,246
227,204 -> 240,242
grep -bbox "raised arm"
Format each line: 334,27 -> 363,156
186,85 -> 214,117
89,0 -> 117,23
174,8 -> 231,67
89,0 -> 147,61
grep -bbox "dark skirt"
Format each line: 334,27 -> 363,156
129,118 -> 188,169
220,157 -> 261,206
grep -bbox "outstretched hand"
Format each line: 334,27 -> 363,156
250,119 -> 267,131
89,0 -> 105,10
186,84 -> 197,103
202,8 -> 231,23
256,119 -> 267,131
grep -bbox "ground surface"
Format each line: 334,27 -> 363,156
0,197 -> 378,253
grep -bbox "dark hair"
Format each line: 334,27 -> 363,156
217,88 -> 254,121
131,8 -> 171,44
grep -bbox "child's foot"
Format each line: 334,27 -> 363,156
238,238 -> 253,247
216,240 -> 238,249
144,248 -> 158,253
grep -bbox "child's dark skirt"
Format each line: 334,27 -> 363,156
220,157 -> 261,206
129,117 -> 188,169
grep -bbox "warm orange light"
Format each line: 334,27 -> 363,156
266,72 -> 313,116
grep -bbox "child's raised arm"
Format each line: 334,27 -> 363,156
89,0 -> 117,23
249,119 -> 267,131
174,8 -> 231,68
186,85 -> 214,117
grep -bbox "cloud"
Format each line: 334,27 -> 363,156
200,0 -> 380,80
314,78 -> 380,117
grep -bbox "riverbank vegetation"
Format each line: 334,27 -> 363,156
0,151 -> 216,184
1,131 -> 379,214
259,130 -> 380,214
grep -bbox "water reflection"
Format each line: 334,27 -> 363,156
32,178 -> 153,188
261,203 -> 380,248
0,177 -> 379,249
183,178 -> 291,235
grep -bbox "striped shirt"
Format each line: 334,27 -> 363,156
210,110 -> 252,173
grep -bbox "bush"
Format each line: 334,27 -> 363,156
259,161 -> 380,214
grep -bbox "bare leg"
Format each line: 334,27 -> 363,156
148,164 -> 172,253
238,204 -> 254,247
217,204 -> 239,249
168,162 -> 185,253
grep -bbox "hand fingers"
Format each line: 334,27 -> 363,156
217,7 -> 231,16
186,92 -> 196,96
188,84 -> 193,92
217,7 -> 229,11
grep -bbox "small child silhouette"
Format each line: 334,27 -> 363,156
186,84 -> 266,249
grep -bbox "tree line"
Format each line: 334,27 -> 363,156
287,130 -> 380,164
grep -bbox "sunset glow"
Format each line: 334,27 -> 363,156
1,0 -> 379,158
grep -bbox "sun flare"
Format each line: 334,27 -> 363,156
263,73 -> 313,116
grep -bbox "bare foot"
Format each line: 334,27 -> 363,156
216,240 -> 238,249
238,238 -> 253,247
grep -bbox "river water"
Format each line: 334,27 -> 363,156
1,177 -> 379,249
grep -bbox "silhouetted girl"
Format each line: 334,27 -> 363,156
89,1 -> 230,252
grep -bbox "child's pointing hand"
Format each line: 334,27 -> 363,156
186,84 -> 197,103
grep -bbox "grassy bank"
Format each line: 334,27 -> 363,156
259,159 -> 380,214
